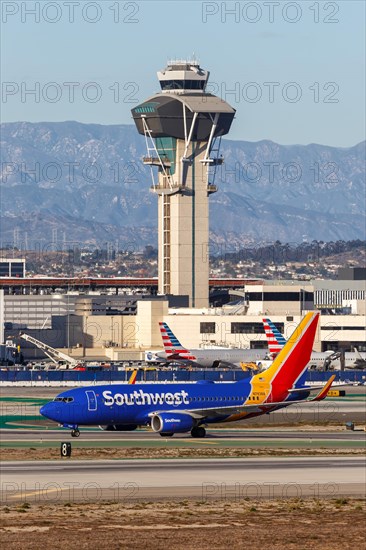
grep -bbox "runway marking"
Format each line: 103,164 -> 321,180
183,439 -> 218,445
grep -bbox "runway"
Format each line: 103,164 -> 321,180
1,427 -> 365,446
1,457 -> 365,503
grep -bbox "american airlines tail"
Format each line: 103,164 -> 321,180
262,318 -> 287,353
254,312 -> 320,402
159,322 -> 191,356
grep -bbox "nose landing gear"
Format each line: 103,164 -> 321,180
62,423 -> 80,437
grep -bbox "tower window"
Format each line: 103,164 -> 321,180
160,80 -> 205,91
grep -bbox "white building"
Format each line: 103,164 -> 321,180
3,280 -> 365,360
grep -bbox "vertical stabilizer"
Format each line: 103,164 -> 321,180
254,312 -> 320,401
159,322 -> 187,354
262,318 -> 287,353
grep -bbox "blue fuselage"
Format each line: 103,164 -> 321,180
40,380 -> 261,427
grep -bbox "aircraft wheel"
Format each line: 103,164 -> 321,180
71,429 -> 80,438
191,426 -> 206,438
160,432 -> 174,437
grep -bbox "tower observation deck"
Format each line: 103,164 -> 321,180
132,60 -> 235,307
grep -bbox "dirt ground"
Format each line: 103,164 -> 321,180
0,498 -> 365,550
1,446 -> 365,461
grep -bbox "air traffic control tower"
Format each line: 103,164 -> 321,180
132,61 -> 235,307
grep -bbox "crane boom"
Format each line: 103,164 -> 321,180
19,333 -> 78,367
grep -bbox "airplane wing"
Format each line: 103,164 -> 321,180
150,376 -> 336,420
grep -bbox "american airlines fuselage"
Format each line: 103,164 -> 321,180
155,347 -> 269,368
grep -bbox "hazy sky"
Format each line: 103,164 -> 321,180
1,0 -> 365,146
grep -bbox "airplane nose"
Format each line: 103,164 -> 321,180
40,402 -> 59,421
40,403 -> 50,418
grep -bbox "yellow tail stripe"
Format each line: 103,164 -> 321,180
252,312 -> 318,386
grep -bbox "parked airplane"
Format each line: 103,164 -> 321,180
156,322 -> 268,368
263,317 -> 366,369
40,312 -> 335,438
351,349 -> 366,369
263,317 -> 338,369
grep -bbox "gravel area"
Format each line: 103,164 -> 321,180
1,498 -> 365,549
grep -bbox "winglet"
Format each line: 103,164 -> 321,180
310,375 -> 336,401
128,370 -> 138,385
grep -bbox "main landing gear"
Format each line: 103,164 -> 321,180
191,426 -> 206,438
71,429 -> 80,438
158,427 -> 207,438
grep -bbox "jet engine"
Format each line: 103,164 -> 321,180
150,412 -> 195,434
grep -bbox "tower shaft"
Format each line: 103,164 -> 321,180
158,141 -> 209,307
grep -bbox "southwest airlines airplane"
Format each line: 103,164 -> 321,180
155,322 -> 269,367
40,312 -> 335,438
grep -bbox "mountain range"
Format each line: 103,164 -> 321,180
1,121 -> 365,250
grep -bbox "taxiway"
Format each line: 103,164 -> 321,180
1,456 -> 365,503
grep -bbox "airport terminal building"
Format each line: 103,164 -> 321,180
1,277 -> 365,362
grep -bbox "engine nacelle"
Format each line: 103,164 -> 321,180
150,412 -> 195,434
99,424 -> 138,431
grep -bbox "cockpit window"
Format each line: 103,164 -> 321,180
53,397 -> 74,403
